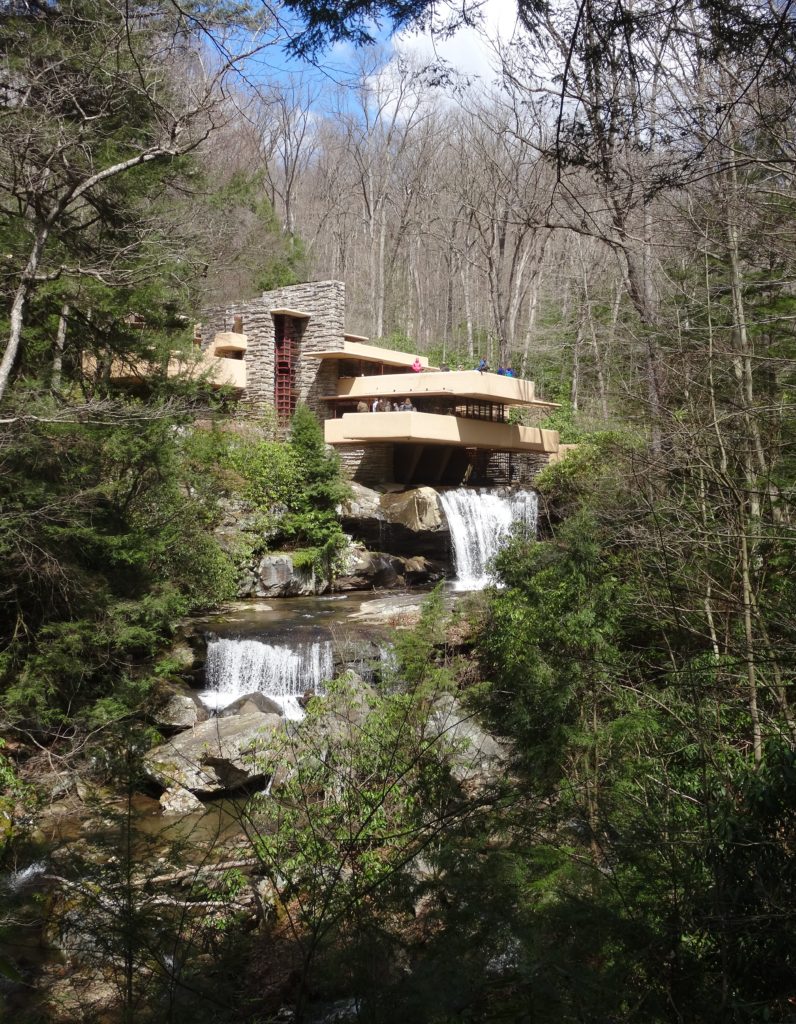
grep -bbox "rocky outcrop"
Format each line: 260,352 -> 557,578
336,544 -> 445,591
143,712 -> 283,795
428,694 -> 507,787
152,692 -> 208,730
380,487 -> 445,533
218,692 -> 285,717
340,483 -> 451,559
244,544 -> 445,598
255,554 -> 327,598
160,785 -> 204,815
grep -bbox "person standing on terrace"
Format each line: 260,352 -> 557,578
411,357 -> 423,373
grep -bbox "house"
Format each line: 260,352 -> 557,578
205,280 -> 559,486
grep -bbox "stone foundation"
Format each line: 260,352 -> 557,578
337,443 -> 394,486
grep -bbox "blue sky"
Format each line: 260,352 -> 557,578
243,0 -> 521,95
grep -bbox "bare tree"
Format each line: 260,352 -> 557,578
0,0 -> 275,401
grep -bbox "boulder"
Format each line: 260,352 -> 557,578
380,486 -> 444,533
143,712 -> 284,795
336,545 -> 404,590
335,544 -> 446,592
218,692 -> 285,717
401,554 -> 446,585
341,481 -> 383,522
427,694 -> 506,786
256,554 -> 329,598
153,692 -> 208,730
160,786 -> 204,815
340,484 -> 451,559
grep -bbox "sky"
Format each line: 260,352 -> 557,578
393,0 -> 521,84
254,0 -> 522,95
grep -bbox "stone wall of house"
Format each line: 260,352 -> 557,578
511,451 -> 552,481
201,280 -> 346,417
336,444 -> 394,486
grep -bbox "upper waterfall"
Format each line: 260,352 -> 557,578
200,637 -> 334,719
439,488 -> 538,590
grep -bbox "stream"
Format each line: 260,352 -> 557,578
2,487 -> 538,1018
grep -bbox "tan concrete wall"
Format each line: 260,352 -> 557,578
332,369 -> 544,407
83,351 -> 246,390
326,411 -> 559,454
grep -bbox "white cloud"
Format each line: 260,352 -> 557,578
393,0 -> 521,85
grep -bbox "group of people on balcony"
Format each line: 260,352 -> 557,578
356,398 -> 416,413
407,355 -> 516,377
475,357 -> 515,377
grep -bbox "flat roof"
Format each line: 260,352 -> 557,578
324,370 -> 559,409
308,340 -> 435,370
270,307 -> 311,318
325,411 -> 559,454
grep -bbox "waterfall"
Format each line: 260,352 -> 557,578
439,488 -> 537,590
200,638 -> 334,720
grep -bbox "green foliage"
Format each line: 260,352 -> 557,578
228,434 -> 298,531
0,398 -> 236,728
241,594 -> 481,1019
470,415 -> 796,1021
228,405 -> 350,582
481,512 -> 627,784
536,396 -> 589,442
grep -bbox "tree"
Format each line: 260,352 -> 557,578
282,404 -> 349,579
0,0 -> 273,401
238,591 -> 495,1022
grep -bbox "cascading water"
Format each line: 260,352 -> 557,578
199,637 -> 334,720
439,488 -> 538,590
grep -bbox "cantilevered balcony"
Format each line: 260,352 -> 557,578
83,350 -> 247,390
325,411 -> 559,454
211,331 -> 247,356
326,369 -> 556,410
308,340 -> 435,371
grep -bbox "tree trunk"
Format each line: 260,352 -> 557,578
461,262 -> 474,362
51,303 -> 69,390
0,224 -> 50,403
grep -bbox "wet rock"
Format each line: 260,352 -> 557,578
143,712 -> 284,795
153,692 -> 207,730
336,545 -> 404,590
256,554 -> 328,598
160,786 -> 204,815
218,692 -> 284,717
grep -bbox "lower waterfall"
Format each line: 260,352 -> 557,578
200,637 -> 334,719
439,488 -> 538,590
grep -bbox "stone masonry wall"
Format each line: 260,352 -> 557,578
201,280 -> 346,417
337,444 -> 394,486
511,451 -> 552,482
